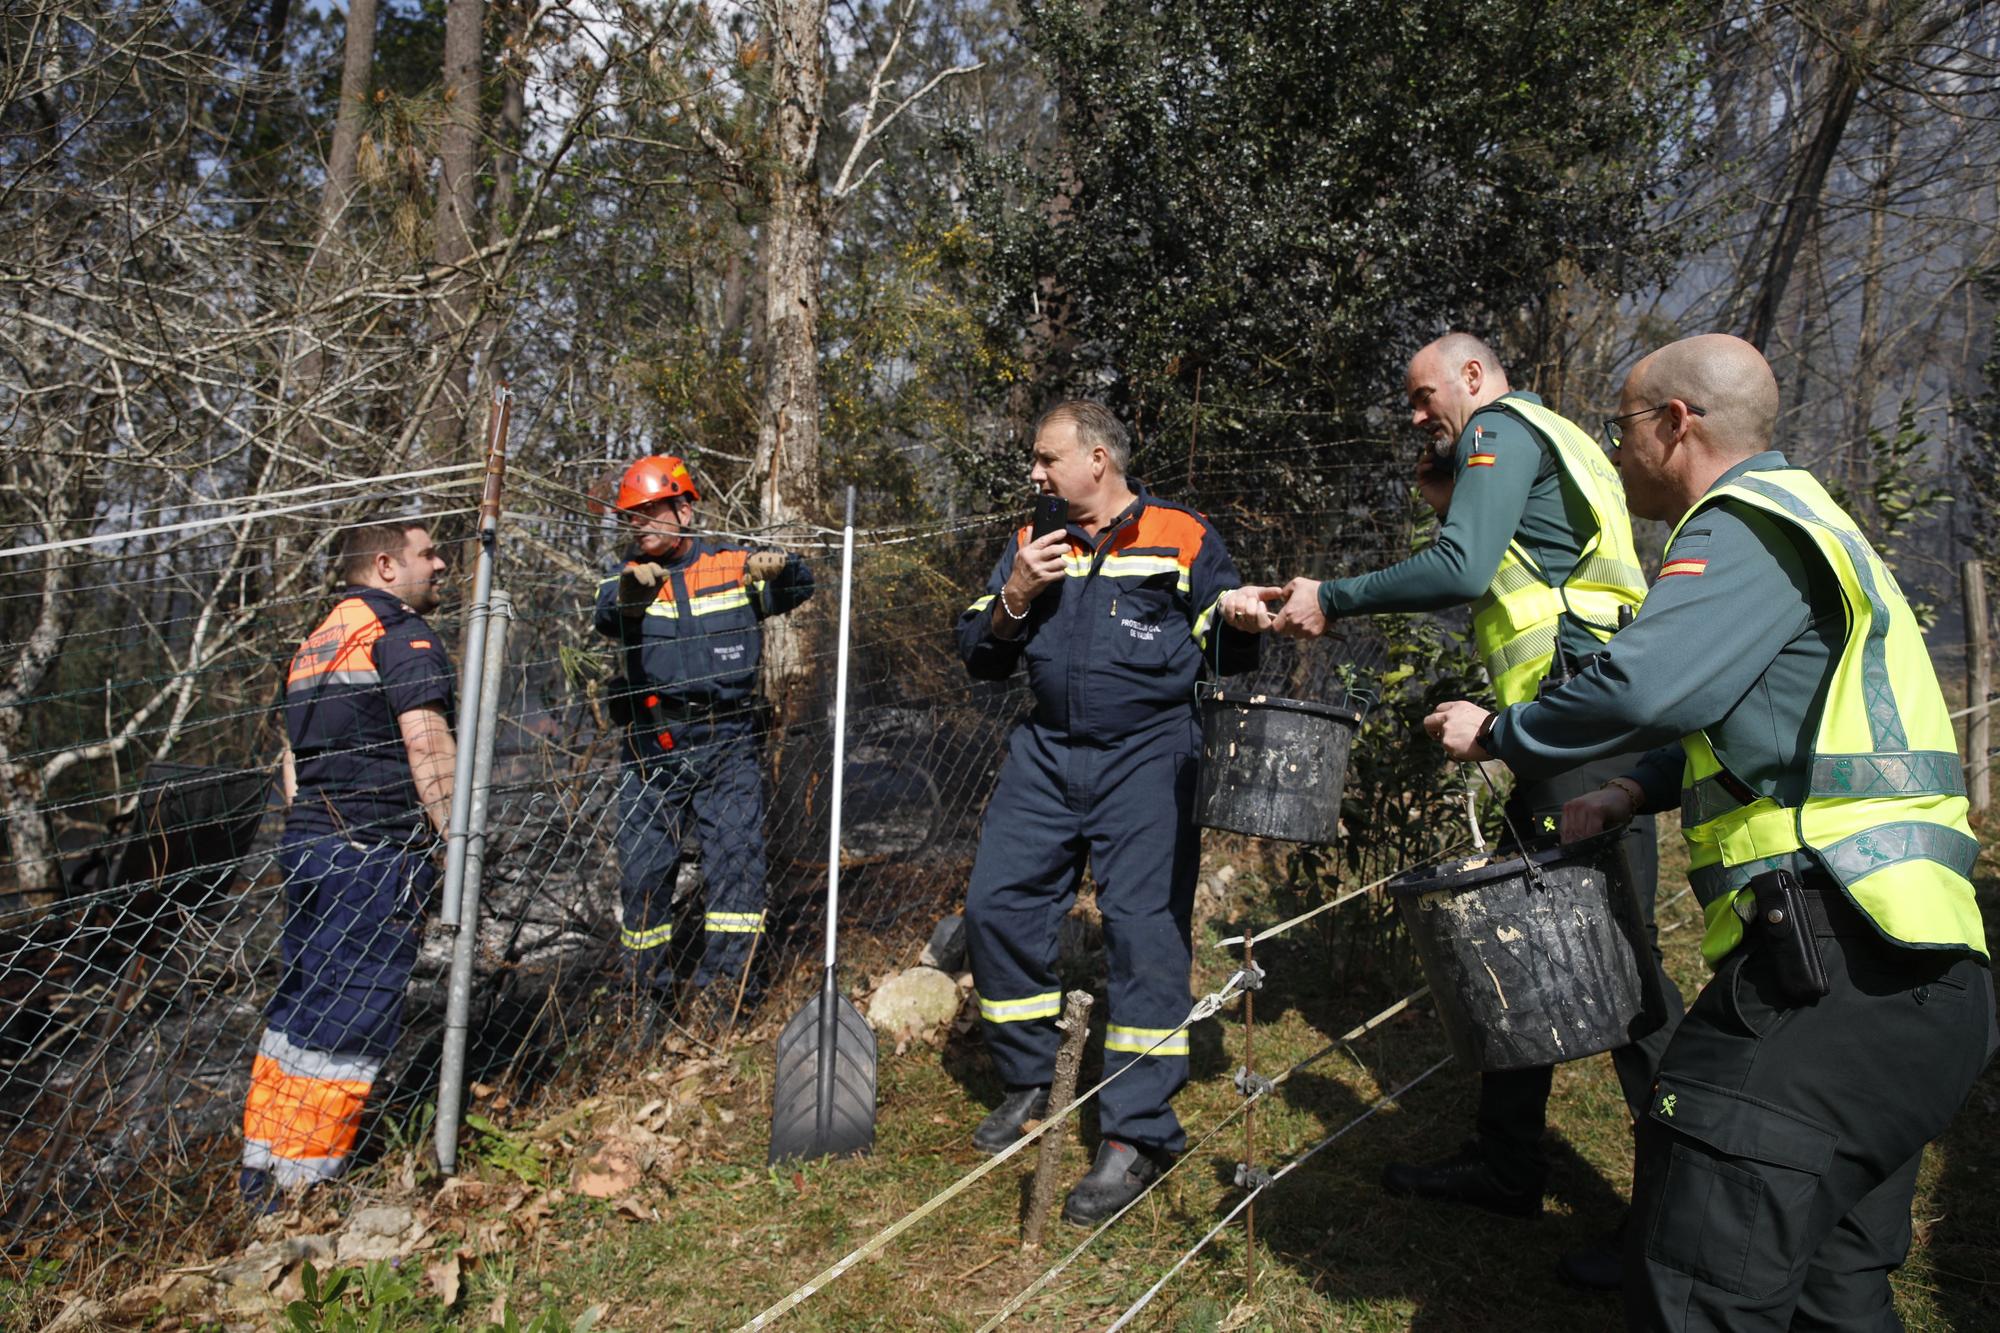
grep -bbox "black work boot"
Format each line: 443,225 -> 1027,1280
621,989 -> 676,1054
1556,1214 -> 1629,1291
972,1086 -> 1049,1155
238,1166 -> 282,1218
1062,1139 -> 1164,1226
1380,1141 -> 1543,1219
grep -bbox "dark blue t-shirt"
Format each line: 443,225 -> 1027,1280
283,585 -> 455,843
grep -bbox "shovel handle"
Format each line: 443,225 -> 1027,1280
825,487 -> 857,969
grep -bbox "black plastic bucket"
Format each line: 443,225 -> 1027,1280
1388,830 -> 1662,1072
1194,685 -> 1364,844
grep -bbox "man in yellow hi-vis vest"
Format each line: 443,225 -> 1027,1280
1428,332 -> 1994,1327
1228,333 -> 1683,1239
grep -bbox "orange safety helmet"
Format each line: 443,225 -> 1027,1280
616,455 -> 702,511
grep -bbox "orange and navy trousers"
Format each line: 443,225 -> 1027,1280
242,828 -> 432,1188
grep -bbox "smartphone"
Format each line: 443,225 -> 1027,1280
1031,494 -> 1070,541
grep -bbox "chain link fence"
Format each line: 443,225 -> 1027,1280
0,473 -> 1486,1281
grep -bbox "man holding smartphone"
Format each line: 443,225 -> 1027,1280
1428,333 -> 1990,1328
955,400 -> 1258,1225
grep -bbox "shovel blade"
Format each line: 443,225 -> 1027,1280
768,990 -> 878,1164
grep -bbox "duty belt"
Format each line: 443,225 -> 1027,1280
623,694 -> 753,757
643,698 -> 747,726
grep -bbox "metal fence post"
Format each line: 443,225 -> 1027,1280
436,591 -> 514,1174
442,385 -> 511,926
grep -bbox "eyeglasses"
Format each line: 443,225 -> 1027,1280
1601,402 -> 1705,451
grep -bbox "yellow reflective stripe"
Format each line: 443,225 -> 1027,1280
967,594 -> 995,615
1192,592 -> 1222,647
1487,620 -> 1558,677
621,921 -> 673,950
642,600 -> 680,620
704,911 -> 765,934
1098,554 -> 1192,591
686,588 -> 752,615
1570,553 -> 1646,593
978,991 -> 1062,1023
1104,1025 -> 1190,1057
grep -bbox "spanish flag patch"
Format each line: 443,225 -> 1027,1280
1467,425 -> 1496,466
1660,558 -> 1708,579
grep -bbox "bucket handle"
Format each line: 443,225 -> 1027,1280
1463,759 -> 1551,893
1203,599 -> 1379,721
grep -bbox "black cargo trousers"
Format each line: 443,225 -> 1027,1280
1475,752 -> 1688,1191
1624,885 -> 1994,1331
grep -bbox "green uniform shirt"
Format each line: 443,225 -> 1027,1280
1490,451 -> 1845,808
1317,391 -> 1604,665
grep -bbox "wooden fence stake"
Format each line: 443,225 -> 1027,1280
1022,989 -> 1093,1250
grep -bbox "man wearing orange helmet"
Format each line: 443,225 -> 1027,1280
594,455 -> 815,1029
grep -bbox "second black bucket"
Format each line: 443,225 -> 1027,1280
1388,830 -> 1664,1072
1194,685 -> 1364,844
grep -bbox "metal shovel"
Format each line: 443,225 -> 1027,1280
769,487 -> 878,1164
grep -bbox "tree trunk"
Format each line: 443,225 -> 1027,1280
753,0 -> 830,728
323,0 -> 379,232
426,0 -> 485,456
293,0 -> 379,409
471,0 -> 528,407
0,458 -> 77,903
1741,47 -> 1866,352
719,244 -> 749,353
1847,109 -> 1899,503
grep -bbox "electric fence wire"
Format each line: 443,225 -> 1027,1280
0,463 -> 485,560
507,466 -> 1029,550
1104,1054 -> 1458,1332
738,841 -> 1468,1329
736,966 -> 1259,1332
973,983 -> 1440,1332
0,464 -> 485,538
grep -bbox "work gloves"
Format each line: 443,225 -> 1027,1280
620,552 -> 786,617
617,561 -> 667,616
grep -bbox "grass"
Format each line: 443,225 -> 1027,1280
381,814 -> 1996,1331
89,819 -> 2000,1331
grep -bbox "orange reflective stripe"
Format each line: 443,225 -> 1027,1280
242,1051 -> 371,1163
1121,505 -> 1206,570
286,596 -> 385,689
1014,502 -> 1209,573
687,549 -> 748,597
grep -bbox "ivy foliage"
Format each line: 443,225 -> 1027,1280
964,0 -> 1701,531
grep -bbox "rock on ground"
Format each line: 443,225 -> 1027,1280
866,966 -> 964,1041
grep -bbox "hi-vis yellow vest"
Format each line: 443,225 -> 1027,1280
1673,468 -> 1985,967
1467,399 -> 1647,706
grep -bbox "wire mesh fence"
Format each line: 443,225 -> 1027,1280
6,464 -> 1983,1289
0,466 -> 1448,1278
